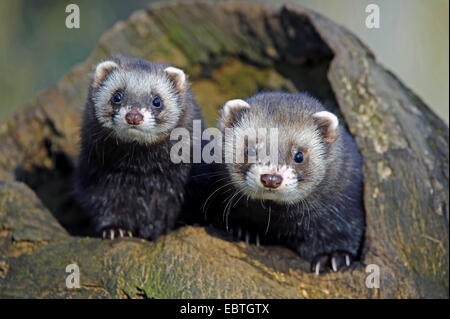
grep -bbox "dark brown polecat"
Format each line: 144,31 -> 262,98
196,92 -> 365,274
74,55 -> 202,240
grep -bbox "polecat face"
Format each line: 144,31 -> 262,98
91,57 -> 187,143
219,93 -> 340,205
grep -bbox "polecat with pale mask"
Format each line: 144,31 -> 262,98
203,92 -> 365,274
74,55 -> 201,240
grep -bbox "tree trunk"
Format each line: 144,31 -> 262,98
0,0 -> 448,298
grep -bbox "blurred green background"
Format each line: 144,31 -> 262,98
0,0 -> 448,123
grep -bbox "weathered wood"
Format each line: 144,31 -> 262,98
0,0 -> 448,298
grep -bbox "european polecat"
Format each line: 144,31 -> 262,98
74,55 -> 201,240
200,92 -> 365,274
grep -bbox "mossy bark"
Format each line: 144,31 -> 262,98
0,0 -> 448,298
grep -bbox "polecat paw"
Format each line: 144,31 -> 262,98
311,251 -> 353,275
101,228 -> 133,240
228,226 -> 261,246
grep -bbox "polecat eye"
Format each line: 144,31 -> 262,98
294,151 -> 304,163
152,97 -> 162,108
111,91 -> 123,105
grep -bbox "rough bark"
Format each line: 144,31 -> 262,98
0,0 -> 448,298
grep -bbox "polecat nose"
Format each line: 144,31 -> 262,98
260,174 -> 283,189
125,109 -> 144,125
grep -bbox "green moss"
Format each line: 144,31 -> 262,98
191,57 -> 298,126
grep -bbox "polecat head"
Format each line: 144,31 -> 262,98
218,92 -> 341,205
90,55 -> 187,143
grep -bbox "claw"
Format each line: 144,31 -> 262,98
101,228 -> 133,240
245,230 -> 250,244
255,234 -> 260,247
315,262 -> 321,276
237,227 -> 242,240
331,257 -> 338,272
345,254 -> 350,267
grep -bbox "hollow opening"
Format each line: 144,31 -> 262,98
15,138 -> 92,236
12,5 -> 363,257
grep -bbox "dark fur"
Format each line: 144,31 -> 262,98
74,56 -> 202,239
189,92 -> 365,272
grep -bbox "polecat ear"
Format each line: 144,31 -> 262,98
219,99 -> 250,130
164,67 -> 186,94
312,111 -> 339,144
93,60 -> 119,89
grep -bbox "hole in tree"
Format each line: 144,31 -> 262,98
14,138 -> 92,236
11,6 -> 364,261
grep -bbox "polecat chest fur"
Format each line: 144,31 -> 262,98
74,55 -> 202,240
200,92 -> 365,274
